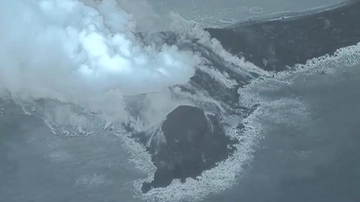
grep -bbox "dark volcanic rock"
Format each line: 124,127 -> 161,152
139,105 -> 237,193
206,0 -> 360,71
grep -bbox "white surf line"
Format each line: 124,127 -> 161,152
239,42 -> 360,109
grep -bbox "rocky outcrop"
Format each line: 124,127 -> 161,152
136,105 -> 237,193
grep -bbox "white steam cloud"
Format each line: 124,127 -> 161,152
0,0 -> 198,113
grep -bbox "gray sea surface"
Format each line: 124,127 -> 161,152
206,64 -> 360,202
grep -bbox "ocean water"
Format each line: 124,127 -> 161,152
146,0 -> 348,28
1,1 -> 360,202
206,62 -> 360,202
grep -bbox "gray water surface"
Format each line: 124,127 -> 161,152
0,106 -> 144,202
146,0 -> 348,27
206,64 -> 360,202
